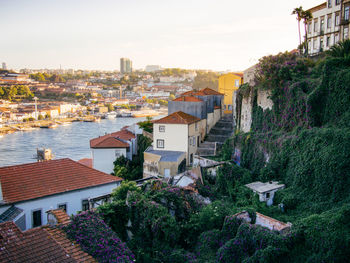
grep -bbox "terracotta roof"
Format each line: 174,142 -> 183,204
181,91 -> 196,96
0,158 -> 122,204
47,209 -> 71,226
90,136 -> 129,148
153,111 -> 200,125
199,88 -> 224,96
77,158 -> 93,168
173,96 -> 203,102
44,227 -> 96,262
0,221 -> 96,263
90,130 -> 135,148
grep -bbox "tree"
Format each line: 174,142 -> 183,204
327,39 -> 350,58
111,180 -> 141,201
302,10 -> 313,55
192,71 -> 219,91
106,103 -> 114,112
292,6 -> 304,48
169,94 -> 175,100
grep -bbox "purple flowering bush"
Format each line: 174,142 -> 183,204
63,211 -> 135,263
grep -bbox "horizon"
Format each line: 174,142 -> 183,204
1,0 -> 321,71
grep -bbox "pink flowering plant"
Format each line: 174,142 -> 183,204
63,210 -> 135,263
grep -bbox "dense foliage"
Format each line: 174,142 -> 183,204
231,46 -> 350,262
113,134 -> 152,180
63,211 -> 135,263
0,85 -> 33,101
192,71 -> 219,91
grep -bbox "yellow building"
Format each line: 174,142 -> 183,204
218,73 -> 243,114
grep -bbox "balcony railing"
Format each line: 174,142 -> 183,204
341,19 -> 349,25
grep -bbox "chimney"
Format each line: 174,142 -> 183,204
0,181 -> 3,202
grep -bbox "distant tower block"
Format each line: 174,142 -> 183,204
120,58 -> 132,74
2,62 -> 7,70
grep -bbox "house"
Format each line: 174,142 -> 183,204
168,88 -> 224,134
143,147 -> 186,178
306,1 -> 343,56
152,111 -> 201,165
231,211 -> 292,234
218,73 -> 243,114
245,181 -> 285,206
0,209 -> 96,262
0,158 -> 122,230
90,129 -> 137,174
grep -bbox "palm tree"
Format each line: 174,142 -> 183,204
327,40 -> 350,58
302,10 -> 313,55
292,6 -> 304,47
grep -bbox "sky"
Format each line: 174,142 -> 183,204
0,0 -> 322,71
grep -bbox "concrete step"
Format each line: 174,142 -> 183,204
199,141 -> 216,147
215,122 -> 233,129
197,148 -> 216,156
206,134 -> 231,143
210,127 -> 233,136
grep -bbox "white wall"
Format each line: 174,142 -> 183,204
207,112 -> 214,132
213,108 -> 221,125
153,123 -> 188,153
10,182 -> 120,230
240,95 -> 252,133
257,90 -> 273,111
92,148 -> 127,174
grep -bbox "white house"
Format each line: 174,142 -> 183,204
152,111 -> 201,165
0,158 -> 122,231
90,129 -> 137,174
245,181 -> 285,206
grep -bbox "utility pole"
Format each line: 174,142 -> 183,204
34,97 -> 38,120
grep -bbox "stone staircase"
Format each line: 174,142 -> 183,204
197,116 -> 234,156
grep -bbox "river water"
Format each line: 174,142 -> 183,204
0,117 -> 155,167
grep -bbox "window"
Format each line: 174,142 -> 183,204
308,40 -> 311,52
32,209 -> 42,228
157,139 -> 164,148
313,39 -> 317,49
266,192 -> 270,199
314,20 -> 318,32
336,0 -> 340,5
320,38 -> 324,50
344,27 -> 349,40
228,105 -> 232,111
326,36 -> 331,47
82,199 -> 89,211
195,122 -> 198,131
58,203 -> 67,212
320,18 -> 325,32
345,7 -> 350,21
335,34 -> 339,43
193,136 -> 196,146
328,0 -> 332,8
335,13 -> 340,26
115,150 -> 121,157
234,80 -> 240,87
327,16 -> 332,28
308,23 -> 312,34
159,125 -> 165,132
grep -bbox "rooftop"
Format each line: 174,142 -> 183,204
245,181 -> 285,193
199,88 -> 224,96
153,111 -> 200,125
173,96 -> 203,102
145,147 -> 185,162
0,217 -> 96,262
0,158 -> 122,204
90,129 -> 135,148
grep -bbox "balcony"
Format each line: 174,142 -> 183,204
341,19 -> 349,25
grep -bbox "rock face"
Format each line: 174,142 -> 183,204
257,89 -> 273,111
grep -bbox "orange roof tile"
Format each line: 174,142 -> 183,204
153,111 -> 200,125
90,129 -> 135,148
0,221 -> 96,263
47,209 -> 71,226
180,91 -> 196,96
173,96 -> 203,102
90,136 -> 129,148
200,88 -> 224,96
77,158 -> 93,168
0,158 -> 122,204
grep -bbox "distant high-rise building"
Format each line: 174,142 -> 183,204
145,65 -> 161,72
120,58 -> 132,74
2,62 -> 7,70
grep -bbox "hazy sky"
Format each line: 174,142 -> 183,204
0,0 -> 321,71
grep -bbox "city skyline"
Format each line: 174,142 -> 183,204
1,0 -> 321,71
